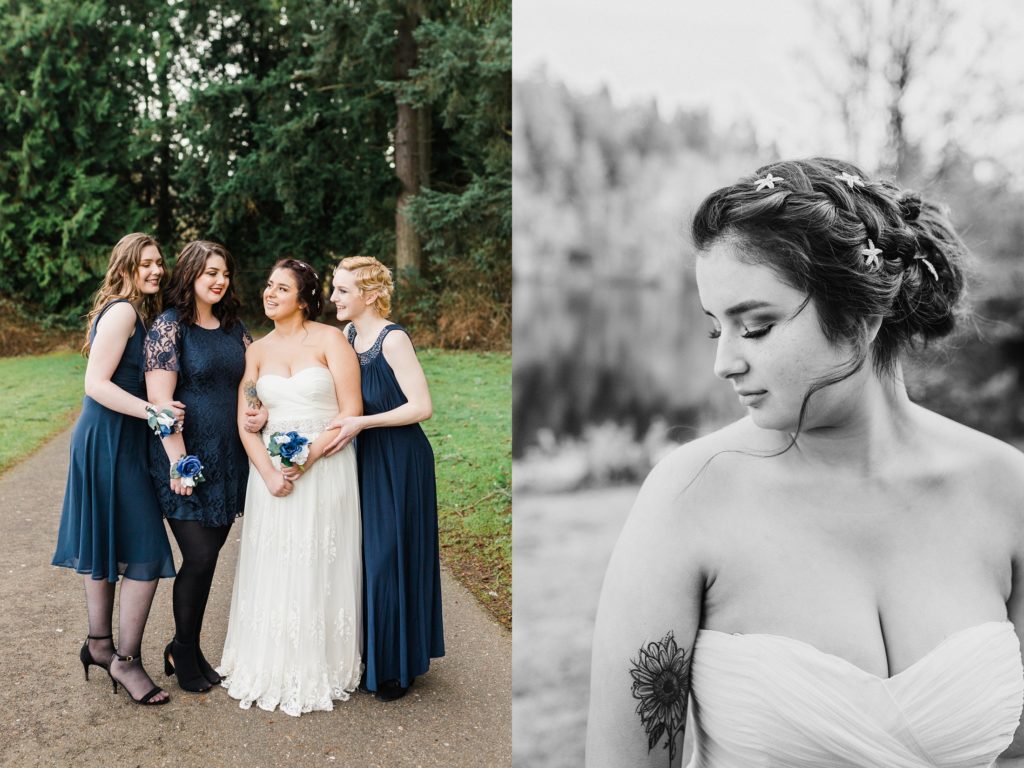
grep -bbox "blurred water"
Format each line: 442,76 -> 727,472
512,487 -> 636,768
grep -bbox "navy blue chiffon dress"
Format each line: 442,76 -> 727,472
52,300 -> 176,582
144,309 -> 251,527
347,324 -> 445,690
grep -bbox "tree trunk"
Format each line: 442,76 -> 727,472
394,2 -> 425,281
157,47 -> 172,246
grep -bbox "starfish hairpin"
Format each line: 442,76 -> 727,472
915,254 -> 939,281
836,172 -> 865,190
861,239 -> 883,270
754,173 -> 784,191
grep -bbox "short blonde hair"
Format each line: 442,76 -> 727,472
338,256 -> 394,318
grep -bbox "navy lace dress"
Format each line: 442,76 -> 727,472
347,323 -> 445,690
52,300 -> 176,581
144,309 -> 251,528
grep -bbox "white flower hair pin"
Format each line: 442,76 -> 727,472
836,172 -> 865,190
915,254 -> 939,281
754,173 -> 784,191
861,239 -> 883,271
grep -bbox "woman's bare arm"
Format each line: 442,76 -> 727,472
86,302 -> 183,419
586,450 -> 709,768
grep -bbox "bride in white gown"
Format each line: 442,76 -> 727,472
218,259 -> 363,716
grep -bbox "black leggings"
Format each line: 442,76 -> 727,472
167,519 -> 231,646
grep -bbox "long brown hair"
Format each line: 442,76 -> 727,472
83,233 -> 165,356
164,240 -> 240,329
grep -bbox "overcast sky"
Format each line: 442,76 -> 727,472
513,0 -> 1024,171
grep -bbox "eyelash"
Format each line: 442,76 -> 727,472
707,325 -> 774,340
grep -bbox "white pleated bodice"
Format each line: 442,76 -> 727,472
687,621 -> 1024,768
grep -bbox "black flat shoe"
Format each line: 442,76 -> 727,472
80,633 -> 113,681
163,640 -> 213,693
108,652 -> 170,706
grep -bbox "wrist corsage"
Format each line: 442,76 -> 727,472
268,431 -> 310,471
170,455 -> 205,487
146,406 -> 178,439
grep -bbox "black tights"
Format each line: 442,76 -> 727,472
168,519 -> 231,680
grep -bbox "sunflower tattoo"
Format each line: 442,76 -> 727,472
243,379 -> 261,410
629,631 -> 690,763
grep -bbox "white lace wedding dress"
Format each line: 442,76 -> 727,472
217,367 -> 362,716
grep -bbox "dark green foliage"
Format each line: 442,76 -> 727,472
0,1 -> 155,319
392,0 -> 511,346
0,0 -> 510,346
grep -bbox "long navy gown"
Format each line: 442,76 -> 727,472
348,324 -> 445,690
52,300 -> 176,581
143,309 -> 251,527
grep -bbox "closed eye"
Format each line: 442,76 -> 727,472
742,325 -> 773,339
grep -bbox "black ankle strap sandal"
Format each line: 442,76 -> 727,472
108,651 -> 170,705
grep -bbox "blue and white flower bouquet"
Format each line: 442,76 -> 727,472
268,431 -> 310,470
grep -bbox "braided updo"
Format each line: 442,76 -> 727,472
691,157 -> 969,375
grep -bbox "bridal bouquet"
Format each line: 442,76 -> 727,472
268,431 -> 310,470
170,454 -> 206,487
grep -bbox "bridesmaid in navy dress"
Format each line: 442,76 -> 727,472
52,233 -> 181,705
144,240 -> 253,692
325,256 -> 445,701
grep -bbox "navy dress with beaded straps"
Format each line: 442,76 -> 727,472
347,323 -> 445,691
52,300 -> 176,581
143,308 -> 251,527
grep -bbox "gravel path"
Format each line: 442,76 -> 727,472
0,428 -> 510,768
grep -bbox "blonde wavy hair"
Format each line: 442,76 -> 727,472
338,256 -> 394,318
83,233 -> 165,355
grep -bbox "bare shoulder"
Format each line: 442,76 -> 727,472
381,325 -> 414,352
302,321 -> 344,341
638,418 -> 776,510
246,333 -> 270,354
620,418 -> 764,565
918,406 -> 1024,487
95,300 -> 138,331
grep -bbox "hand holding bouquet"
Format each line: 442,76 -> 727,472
268,431 -> 310,471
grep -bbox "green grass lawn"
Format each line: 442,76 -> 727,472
420,349 -> 511,628
0,351 -> 86,470
0,348 -> 511,627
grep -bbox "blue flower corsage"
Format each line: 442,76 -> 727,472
146,406 -> 179,439
170,454 -> 205,488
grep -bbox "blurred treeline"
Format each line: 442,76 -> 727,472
0,0 -> 510,349
512,75 -> 1024,468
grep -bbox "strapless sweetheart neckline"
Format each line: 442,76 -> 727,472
698,620 -> 1012,682
258,366 -> 331,381
687,619 -> 1023,767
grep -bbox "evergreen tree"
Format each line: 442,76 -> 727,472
0,0 -> 156,317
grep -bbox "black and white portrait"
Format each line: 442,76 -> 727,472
513,1 -> 1024,766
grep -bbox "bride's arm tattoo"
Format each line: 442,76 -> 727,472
243,379 -> 261,409
629,631 -> 691,763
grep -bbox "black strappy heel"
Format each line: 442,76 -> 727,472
108,651 -> 170,705
79,634 -> 113,680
